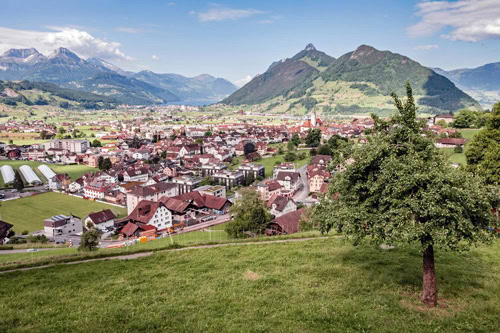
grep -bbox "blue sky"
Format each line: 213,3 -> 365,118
1,0 -> 499,85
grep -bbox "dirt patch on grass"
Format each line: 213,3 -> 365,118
243,270 -> 261,281
399,292 -> 463,317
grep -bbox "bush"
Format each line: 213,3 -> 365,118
454,145 -> 463,153
21,230 -> 29,235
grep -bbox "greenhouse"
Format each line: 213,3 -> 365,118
38,165 -> 56,181
19,165 -> 42,185
0,165 -> 15,185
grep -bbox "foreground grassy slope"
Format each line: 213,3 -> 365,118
0,192 -> 127,233
0,238 -> 498,332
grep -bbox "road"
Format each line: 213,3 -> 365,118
293,164 -> 310,202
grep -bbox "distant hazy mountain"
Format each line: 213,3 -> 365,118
433,63 -> 500,108
73,72 -> 180,105
132,71 -> 238,104
0,47 -> 236,105
224,44 -> 480,114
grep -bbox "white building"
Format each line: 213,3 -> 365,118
43,215 -> 83,237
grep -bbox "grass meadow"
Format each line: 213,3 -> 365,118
0,192 -> 127,233
0,237 -> 498,332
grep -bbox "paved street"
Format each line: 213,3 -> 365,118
293,164 -> 310,202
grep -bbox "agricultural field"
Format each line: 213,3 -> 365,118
0,237 -> 498,332
0,192 -> 127,233
0,160 -> 97,183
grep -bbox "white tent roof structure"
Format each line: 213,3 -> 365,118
0,165 -> 15,185
19,165 -> 42,185
38,165 -> 56,181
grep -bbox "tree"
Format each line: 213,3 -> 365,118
452,109 -> 481,128
101,158 -> 112,170
465,102 -> 500,185
225,189 -> 271,238
200,176 -> 215,186
13,171 -> 24,192
316,144 -> 332,156
244,172 -> 255,186
305,129 -> 322,147
204,131 -> 212,137
40,130 -> 48,140
78,229 -> 101,252
291,133 -> 301,146
316,82 -> 494,307
98,156 -> 104,170
284,152 -> 297,162
454,145 -> 463,153
91,139 -> 102,147
287,140 -> 296,151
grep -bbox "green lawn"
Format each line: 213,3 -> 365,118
0,192 -> 127,233
440,128 -> 481,166
0,160 -> 97,182
0,238 -> 498,332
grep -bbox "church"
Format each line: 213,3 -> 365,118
300,110 -> 323,132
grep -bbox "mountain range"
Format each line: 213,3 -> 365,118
223,44 -> 482,115
433,63 -> 500,109
0,47 -> 238,105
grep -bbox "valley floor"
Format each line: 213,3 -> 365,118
0,237 -> 498,332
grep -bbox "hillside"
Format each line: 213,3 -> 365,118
433,63 -> 500,108
0,80 -> 118,109
0,238 -> 498,332
223,44 -> 480,115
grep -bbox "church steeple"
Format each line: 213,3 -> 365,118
311,109 -> 317,127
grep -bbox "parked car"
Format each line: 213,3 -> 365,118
26,249 -> 40,252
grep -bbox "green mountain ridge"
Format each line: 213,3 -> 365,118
0,80 -> 118,109
223,44 -> 481,114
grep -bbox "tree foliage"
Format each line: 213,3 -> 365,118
305,129 -> 321,147
78,229 -> 101,252
225,189 -> 272,238
465,102 -> 500,185
13,171 -> 24,192
316,82 -> 495,307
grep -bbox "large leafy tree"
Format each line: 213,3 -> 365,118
225,189 -> 271,238
305,129 -> 322,147
465,102 -> 500,185
316,82 -> 494,307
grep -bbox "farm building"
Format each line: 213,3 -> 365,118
0,165 -> 15,185
38,165 -> 56,181
19,165 -> 42,185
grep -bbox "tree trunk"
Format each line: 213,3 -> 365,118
422,244 -> 437,307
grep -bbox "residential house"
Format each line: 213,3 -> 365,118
128,200 -> 173,231
276,171 -> 301,196
256,180 -> 283,201
126,182 -> 179,214
85,209 -> 116,232
267,195 -> 297,217
266,208 -> 306,235
238,163 -> 265,179
211,170 -> 244,189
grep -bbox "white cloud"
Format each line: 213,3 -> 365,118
413,44 -> 439,50
195,5 -> 264,22
152,55 -> 159,61
0,26 -> 132,61
235,75 -> 253,87
408,0 -> 500,42
168,2 -> 176,6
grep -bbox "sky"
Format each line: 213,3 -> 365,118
1,0 -> 499,86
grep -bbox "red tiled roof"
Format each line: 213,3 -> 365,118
161,197 -> 190,213
121,222 -> 138,237
87,209 -> 116,224
128,200 -> 163,224
271,208 -> 306,234
203,194 -> 228,210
